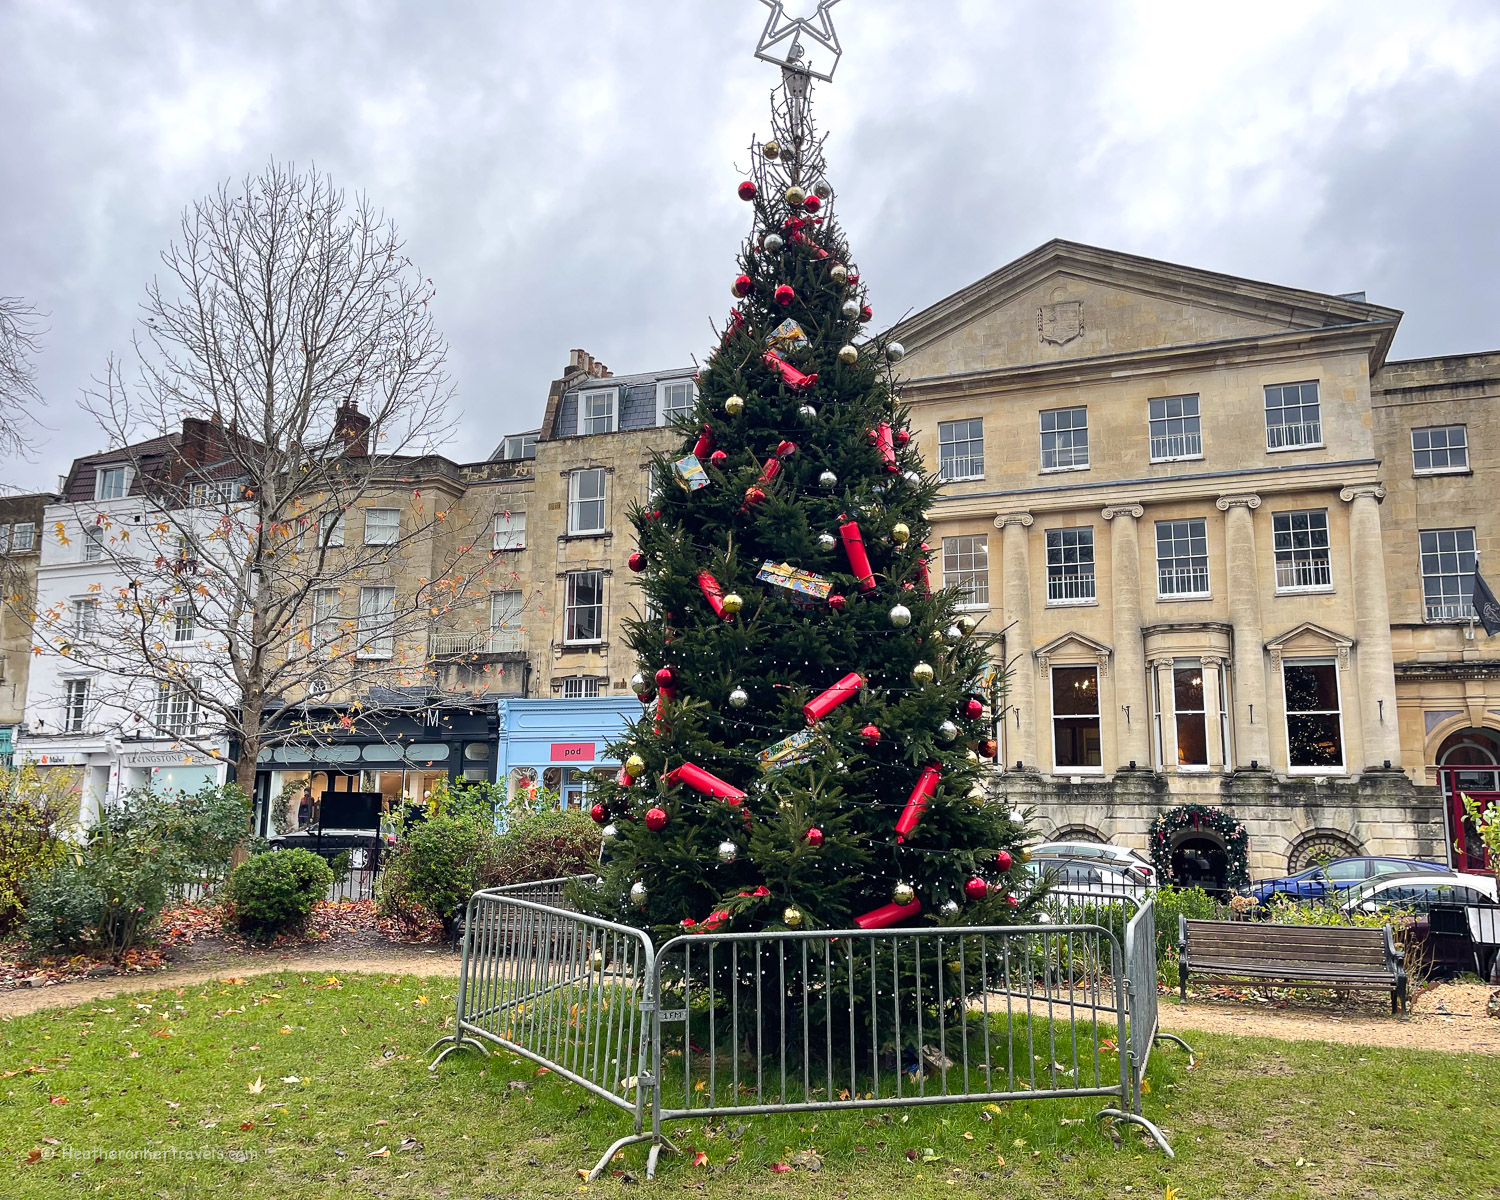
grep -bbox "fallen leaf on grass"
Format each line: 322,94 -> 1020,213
689,1148 -> 708,1167
962,1131 -> 975,1141
769,1162 -> 791,1173
279,1076 -> 301,1084
248,1077 -> 265,1095
25,1149 -> 41,1164
41,1138 -> 60,1145
398,1138 -> 421,1153
369,1146 -> 389,1158
279,1026 -> 292,1035
239,1122 -> 255,1131
48,1096 -> 67,1105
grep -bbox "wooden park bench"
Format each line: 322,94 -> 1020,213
1178,918 -> 1407,1013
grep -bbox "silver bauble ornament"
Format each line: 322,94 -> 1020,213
889,604 -> 912,628
829,263 -> 849,284
910,662 -> 934,685
885,342 -> 906,363
602,823 -> 619,840
630,671 -> 648,695
1037,911 -> 1053,925
724,394 -> 745,416
814,179 -> 833,199
783,905 -> 804,928
937,720 -> 959,743
837,343 -> 859,364
764,232 -> 785,253
818,469 -> 838,488
945,625 -> 963,644
798,403 -> 818,421
817,531 -> 837,552
940,899 -> 961,918
892,881 -> 916,906
717,840 -> 739,864
728,687 -> 748,709
903,469 -> 923,485
629,880 -> 648,908
1008,808 -> 1025,825
841,299 -> 861,319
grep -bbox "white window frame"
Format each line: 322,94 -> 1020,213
1155,518 -> 1210,599
937,419 -> 985,482
568,469 -> 607,536
1411,424 -> 1469,475
357,586 -> 396,660
656,378 -> 697,426
155,680 -> 199,737
83,525 -> 105,563
1272,509 -> 1333,593
562,676 -> 604,699
363,507 -> 400,546
190,479 -> 238,506
313,587 -> 342,647
502,434 -> 537,460
1172,661 -> 1210,770
95,465 -> 131,501
941,535 -> 990,609
1264,381 -> 1323,452
578,389 -> 618,436
0,526 -> 8,556
492,510 -> 527,551
1039,406 -> 1090,472
321,512 -> 346,548
1419,527 -> 1477,622
563,570 -> 605,645
1050,664 -> 1103,774
11,522 -> 34,553
72,598 -> 97,639
488,590 -> 525,653
1282,658 -> 1346,775
63,678 -> 91,733
1045,527 -> 1096,606
172,601 -> 196,643
1148,394 -> 1203,462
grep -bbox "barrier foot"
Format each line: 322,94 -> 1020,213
426,1036 -> 490,1070
586,1133 -> 655,1182
1097,1109 -> 1175,1159
645,1133 -> 681,1181
1154,1031 -> 1196,1069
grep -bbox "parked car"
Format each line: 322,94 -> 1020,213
1030,841 -> 1157,885
1028,858 -> 1152,903
1340,870 -> 1498,916
1246,856 -> 1451,906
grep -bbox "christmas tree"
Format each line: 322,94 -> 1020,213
578,62 -> 1037,937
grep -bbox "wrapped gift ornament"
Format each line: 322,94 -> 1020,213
838,518 -> 877,592
673,453 -> 710,492
758,725 -> 828,774
854,899 -> 922,929
803,671 -> 866,724
895,763 -> 941,842
765,318 -> 807,352
663,762 -> 746,804
756,560 -> 833,608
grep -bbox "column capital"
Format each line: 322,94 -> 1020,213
1101,501 -> 1145,520
1200,654 -> 1223,668
1339,484 -> 1387,504
994,510 -> 1034,530
1215,493 -> 1261,511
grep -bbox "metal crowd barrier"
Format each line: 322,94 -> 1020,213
431,884 -> 1178,1179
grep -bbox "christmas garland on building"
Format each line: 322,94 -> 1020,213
1149,804 -> 1249,890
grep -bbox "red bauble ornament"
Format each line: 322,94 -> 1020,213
645,806 -> 669,832
827,593 -> 846,611
859,304 -> 873,323
709,449 -> 728,467
995,850 -> 1013,872
655,666 -> 675,688
805,827 -> 824,847
860,723 -> 881,746
894,428 -> 911,448
964,697 -> 985,721
637,690 -> 654,705
964,877 -> 990,901
979,738 -> 999,759
1006,894 -> 1020,908
743,485 -> 766,506
737,180 -> 757,201
774,284 -> 796,306
803,194 -> 822,212
590,803 -> 607,824
628,551 -> 646,572
733,274 -> 753,298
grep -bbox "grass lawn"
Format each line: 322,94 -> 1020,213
1,971 -> 1494,1199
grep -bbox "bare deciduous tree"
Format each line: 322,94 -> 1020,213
29,163 -> 499,798
0,295 -> 45,467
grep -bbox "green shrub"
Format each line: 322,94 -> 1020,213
223,848 -> 335,940
1153,885 -> 1226,961
483,808 -> 599,889
23,858 -> 102,951
378,814 -> 487,926
25,829 -> 168,959
108,783 -> 251,891
0,762 -> 77,931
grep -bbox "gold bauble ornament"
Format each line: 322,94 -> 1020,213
957,614 -> 978,635
837,343 -> 859,365
762,140 -> 781,160
721,593 -> 744,615
784,185 -> 807,207
725,394 -> 745,416
624,753 -> 645,776
967,783 -> 987,804
891,522 -> 910,544
892,881 -> 916,906
910,662 -> 934,685
966,750 -> 981,766
829,263 -> 849,285
782,905 -> 804,928
1021,848 -> 1032,863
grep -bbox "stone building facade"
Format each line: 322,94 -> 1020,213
0,490 -> 57,759
892,240 -> 1495,880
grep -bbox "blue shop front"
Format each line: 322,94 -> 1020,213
495,697 -> 637,809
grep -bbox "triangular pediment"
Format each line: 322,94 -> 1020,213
892,240 -> 1402,379
1034,631 -> 1114,675
1264,622 -> 1355,673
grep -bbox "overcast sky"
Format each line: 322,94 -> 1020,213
3,0 -> 1499,493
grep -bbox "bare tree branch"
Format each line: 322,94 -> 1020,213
0,296 -> 47,468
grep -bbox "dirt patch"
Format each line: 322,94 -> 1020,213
1160,982 -> 1500,1053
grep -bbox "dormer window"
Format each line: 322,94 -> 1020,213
95,466 -> 130,500
579,390 -> 617,436
502,434 -> 537,460
657,378 -> 696,425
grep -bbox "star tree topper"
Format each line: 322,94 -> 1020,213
754,0 -> 843,82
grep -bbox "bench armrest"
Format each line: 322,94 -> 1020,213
1382,924 -> 1404,965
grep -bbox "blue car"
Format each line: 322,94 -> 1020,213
1248,856 -> 1453,905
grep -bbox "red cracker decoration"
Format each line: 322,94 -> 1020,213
895,764 -> 941,842
854,899 -> 922,929
664,763 -> 746,804
697,571 -> 727,619
802,671 -> 866,724
692,424 -> 715,460
839,518 -> 876,592
764,351 -> 818,391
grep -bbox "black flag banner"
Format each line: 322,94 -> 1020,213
1473,563 -> 1500,636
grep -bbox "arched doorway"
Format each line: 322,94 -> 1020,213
1149,803 -> 1250,895
1170,834 -> 1229,893
1436,729 -> 1499,870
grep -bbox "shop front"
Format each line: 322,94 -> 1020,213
496,697 -> 637,810
12,733 -> 230,825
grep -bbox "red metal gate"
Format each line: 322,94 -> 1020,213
1438,766 -> 1495,871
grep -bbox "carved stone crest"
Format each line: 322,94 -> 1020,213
1038,300 -> 1084,346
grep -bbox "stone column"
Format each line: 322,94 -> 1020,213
1341,485 -> 1401,768
1216,493 -> 1271,768
1200,654 -> 1224,770
1152,657 -> 1178,771
1102,502 -> 1150,769
995,511 -> 1036,770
